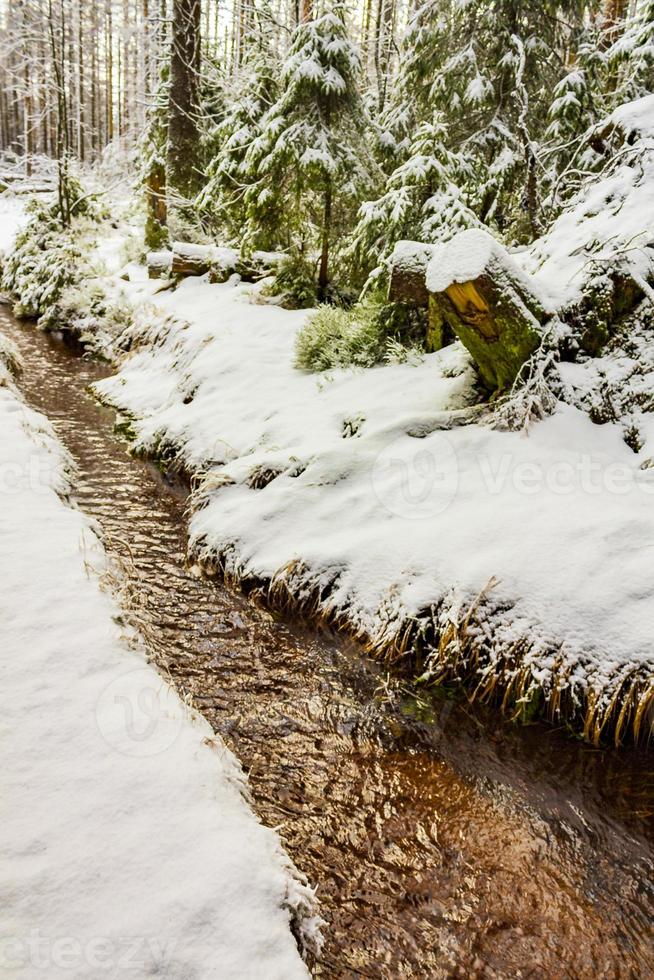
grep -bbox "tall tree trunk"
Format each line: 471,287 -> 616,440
300,0 -> 313,22
318,179 -> 332,293
167,0 -> 202,207
106,0 -> 114,144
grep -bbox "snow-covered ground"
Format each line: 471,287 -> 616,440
0,341 -> 319,978
0,195 -> 27,253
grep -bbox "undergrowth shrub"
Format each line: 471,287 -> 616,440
39,280 -> 135,353
2,183 -> 103,320
294,297 -> 426,371
268,252 -> 318,309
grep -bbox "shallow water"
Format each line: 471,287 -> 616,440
4,308 -> 653,979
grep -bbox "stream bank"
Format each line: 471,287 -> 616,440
4,307 -> 653,978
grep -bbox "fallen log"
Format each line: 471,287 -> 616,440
170,242 -> 239,279
426,229 -> 549,392
169,242 -> 286,283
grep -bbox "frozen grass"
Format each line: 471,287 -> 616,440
190,541 -> 653,748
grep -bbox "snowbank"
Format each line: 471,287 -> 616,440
92,273 -> 654,743
0,195 -> 27,253
0,344 -> 319,978
521,96 -> 654,311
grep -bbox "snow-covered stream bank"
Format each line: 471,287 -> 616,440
4,306 -> 653,979
90,270 -> 654,744
0,334 -> 319,978
2,184 -> 653,742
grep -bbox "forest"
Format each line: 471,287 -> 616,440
1,1 -> 653,977
0,1 -> 650,287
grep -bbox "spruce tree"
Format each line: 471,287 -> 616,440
198,45 -> 280,245
604,0 -> 654,103
350,114 -> 478,280
378,0 -> 588,241
243,5 -> 376,292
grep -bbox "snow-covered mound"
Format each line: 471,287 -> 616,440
0,342 -> 320,978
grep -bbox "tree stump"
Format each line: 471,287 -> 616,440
388,241 -> 435,307
426,229 -> 549,391
146,251 -> 173,280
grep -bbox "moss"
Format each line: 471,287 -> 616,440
113,416 -> 137,442
427,295 -> 456,352
570,269 -> 645,356
431,279 -> 541,392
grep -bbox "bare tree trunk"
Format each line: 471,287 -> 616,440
48,0 -> 72,224
167,0 -> 201,205
106,0 -> 114,144
318,179 -> 332,293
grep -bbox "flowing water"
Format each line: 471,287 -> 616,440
3,307 -> 653,979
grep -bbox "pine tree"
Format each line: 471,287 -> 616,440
377,0 -> 588,242
350,114 -> 478,280
198,44 -> 280,245
243,5 -> 376,291
141,67 -> 170,251
544,34 -> 606,215
544,2 -> 654,216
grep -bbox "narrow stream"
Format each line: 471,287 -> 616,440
4,308 -> 653,979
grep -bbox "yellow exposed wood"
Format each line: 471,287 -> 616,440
444,281 -> 499,340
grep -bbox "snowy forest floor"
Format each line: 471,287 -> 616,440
1,188 -> 653,747
0,310 -> 319,976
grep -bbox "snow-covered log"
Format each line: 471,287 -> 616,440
169,243 -> 286,283
426,229 -> 549,391
388,240 -> 434,307
234,250 -> 287,283
171,242 -> 232,279
146,250 -> 173,279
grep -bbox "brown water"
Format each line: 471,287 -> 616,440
4,309 -> 654,979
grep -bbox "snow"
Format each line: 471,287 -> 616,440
426,228 -> 547,315
520,96 -> 654,311
0,345 -> 318,978
92,271 -> 654,709
391,239 -> 435,275
172,241 -> 239,268
609,91 -> 654,138
426,228 -> 498,291
0,195 -> 27,253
